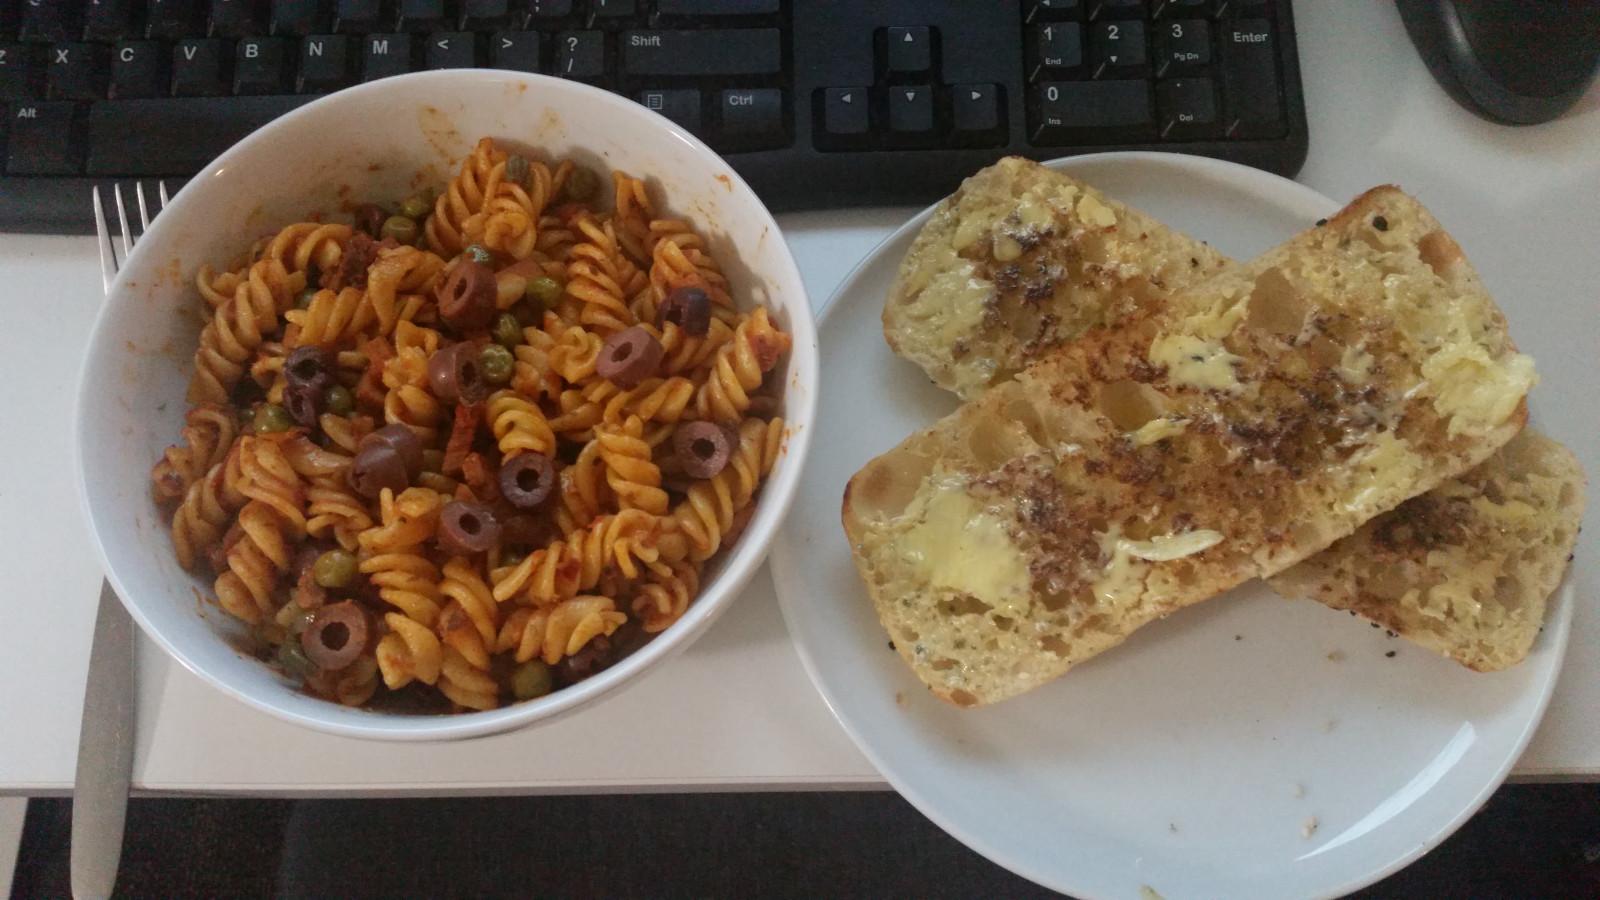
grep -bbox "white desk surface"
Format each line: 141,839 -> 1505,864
2,1 -> 1596,795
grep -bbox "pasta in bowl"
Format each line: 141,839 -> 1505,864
75,72 -> 815,740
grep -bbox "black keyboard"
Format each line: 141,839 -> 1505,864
0,0 -> 1307,234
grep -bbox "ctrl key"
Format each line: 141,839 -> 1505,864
6,101 -> 83,174
719,88 -> 785,148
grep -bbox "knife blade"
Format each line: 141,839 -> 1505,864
70,581 -> 136,900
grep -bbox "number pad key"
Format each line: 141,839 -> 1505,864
1090,20 -> 1145,76
1156,76 -> 1216,138
1029,22 -> 1082,78
1155,19 -> 1209,75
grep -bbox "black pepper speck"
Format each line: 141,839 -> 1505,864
1315,218 -> 1328,227
1372,215 -> 1389,231
1385,650 -> 1397,658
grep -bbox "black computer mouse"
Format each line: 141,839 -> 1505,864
1395,0 -> 1600,124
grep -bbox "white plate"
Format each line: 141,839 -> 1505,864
769,153 -> 1572,899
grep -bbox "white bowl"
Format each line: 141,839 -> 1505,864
74,70 -> 817,741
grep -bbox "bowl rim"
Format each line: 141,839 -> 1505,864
72,69 -> 818,741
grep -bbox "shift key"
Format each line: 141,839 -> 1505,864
621,29 -> 780,77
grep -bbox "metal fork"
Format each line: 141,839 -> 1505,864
73,181 -> 168,900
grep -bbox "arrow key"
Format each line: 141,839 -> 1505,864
953,83 -> 1002,139
818,86 -> 870,147
491,31 -> 541,72
888,84 -> 935,144
1090,19 -> 1146,77
427,32 -> 479,70
882,26 -> 932,78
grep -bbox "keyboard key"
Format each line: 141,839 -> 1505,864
590,0 -> 636,19
819,85 -> 868,138
7,101 -> 82,174
19,3 -> 78,43
299,34 -> 349,90
1152,0 -> 1208,17
620,29 -> 779,77
86,0 -> 140,41
526,0 -> 574,20
1154,19 -> 1209,75
490,31 -> 540,72
0,43 -> 42,100
172,38 -> 229,96
1156,76 -> 1215,137
397,0 -> 446,32
461,0 -> 510,29
636,88 -> 700,132
719,87 -> 781,142
952,83 -> 1001,133
147,0 -> 200,40
210,0 -> 265,38
1031,80 -> 1153,142
1088,0 -> 1145,19
1090,20 -> 1145,76
657,0 -> 779,15
888,84 -> 934,144
86,95 -> 311,174
333,0 -> 383,33
110,41 -> 165,98
1220,19 -> 1282,137
235,37 -> 289,92
427,32 -> 476,69
272,0 -> 325,36
554,30 -> 602,79
361,32 -> 412,80
884,26 -> 931,77
1029,22 -> 1082,77
47,42 -> 108,100
1026,0 -> 1084,21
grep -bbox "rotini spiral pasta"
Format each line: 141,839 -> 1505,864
151,403 -> 237,504
631,560 -> 699,634
490,509 -> 659,605
694,307 -> 792,423
660,418 -> 781,563
485,389 -> 557,459
426,137 -> 505,257
154,137 -> 788,712
496,596 -> 627,666
259,222 -> 352,276
188,258 -> 305,404
564,215 -> 646,336
595,416 -> 669,515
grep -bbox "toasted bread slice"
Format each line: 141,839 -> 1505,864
883,156 -> 1229,399
1269,430 -> 1584,671
844,186 -> 1536,706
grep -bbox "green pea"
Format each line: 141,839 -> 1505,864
561,166 -> 599,203
277,640 -> 316,680
492,312 -> 523,348
312,549 -> 359,589
479,343 -> 514,385
510,659 -> 554,701
381,215 -> 418,245
323,384 -> 355,417
253,403 -> 293,434
398,191 -> 433,220
505,154 -> 530,187
527,276 -> 563,308
295,287 -> 317,309
464,244 -> 493,266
